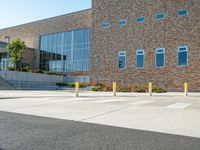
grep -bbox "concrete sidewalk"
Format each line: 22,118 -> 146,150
0,90 -> 200,138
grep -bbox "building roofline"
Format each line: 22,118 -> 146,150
0,8 -> 91,31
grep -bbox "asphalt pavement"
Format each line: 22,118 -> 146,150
0,111 -> 199,150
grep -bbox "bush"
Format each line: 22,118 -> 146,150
116,86 -> 147,93
91,84 -> 112,92
8,67 -> 15,71
56,83 -> 90,88
91,84 -> 148,93
33,70 -> 44,74
91,86 -> 101,91
7,68 -> 63,76
117,86 -> 132,92
56,83 -> 70,87
31,70 -> 62,76
69,83 -> 89,88
21,66 -> 31,72
81,83 -> 167,93
69,83 -> 75,87
153,87 -> 167,93
135,87 -> 146,93
46,72 -> 62,76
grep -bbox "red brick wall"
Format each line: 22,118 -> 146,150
23,48 -> 36,69
91,0 -> 200,91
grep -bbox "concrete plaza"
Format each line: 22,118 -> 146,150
0,90 -> 200,138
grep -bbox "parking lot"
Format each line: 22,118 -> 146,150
0,90 -> 200,138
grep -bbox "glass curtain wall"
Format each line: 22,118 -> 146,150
40,28 -> 90,72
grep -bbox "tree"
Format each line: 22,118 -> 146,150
8,39 -> 26,70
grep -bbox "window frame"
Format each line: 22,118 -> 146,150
136,50 -> 145,69
155,48 -> 165,68
118,51 -> 126,69
39,28 -> 91,73
177,46 -> 188,67
136,16 -> 145,24
155,13 -> 166,21
118,19 -> 128,27
177,9 -> 189,17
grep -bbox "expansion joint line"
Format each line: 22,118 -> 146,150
80,104 -> 136,122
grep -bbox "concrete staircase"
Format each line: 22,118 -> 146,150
0,76 -> 14,90
0,70 -> 63,90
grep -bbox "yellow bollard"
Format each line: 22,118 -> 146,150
75,82 -> 79,97
149,82 -> 152,96
184,82 -> 188,96
113,82 -> 117,97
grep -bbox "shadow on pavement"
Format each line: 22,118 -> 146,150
0,111 -> 199,150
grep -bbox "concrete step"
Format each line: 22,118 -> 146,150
8,81 -> 59,90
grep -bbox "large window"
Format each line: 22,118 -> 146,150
40,28 -> 90,72
156,48 -> 165,68
178,46 -> 188,67
118,51 -> 126,69
136,50 -> 144,68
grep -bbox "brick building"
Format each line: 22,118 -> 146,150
0,9 -> 91,77
0,0 -> 200,91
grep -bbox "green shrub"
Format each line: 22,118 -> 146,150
56,83 -> 70,87
91,84 -> 112,92
153,87 -> 167,93
33,70 -> 44,74
31,70 -> 62,76
60,82 -> 167,93
91,84 -> 148,93
79,83 -> 91,88
117,86 -> 131,92
91,86 -> 101,91
46,72 -> 62,76
135,87 -> 146,93
69,83 -> 75,87
21,66 -> 32,72
69,83 -> 88,88
7,68 -> 63,76
8,67 -> 16,71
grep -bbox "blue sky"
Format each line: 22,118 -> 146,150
0,0 -> 91,29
